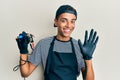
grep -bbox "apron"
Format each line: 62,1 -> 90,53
44,36 -> 78,80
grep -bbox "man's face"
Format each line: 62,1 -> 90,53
54,13 -> 76,38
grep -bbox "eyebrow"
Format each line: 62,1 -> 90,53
60,18 -> 76,21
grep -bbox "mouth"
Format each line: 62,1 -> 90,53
63,29 -> 71,33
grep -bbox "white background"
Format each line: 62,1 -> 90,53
0,0 -> 120,80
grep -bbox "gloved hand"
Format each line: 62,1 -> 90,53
16,31 -> 30,54
78,29 -> 99,60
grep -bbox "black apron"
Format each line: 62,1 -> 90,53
44,36 -> 78,80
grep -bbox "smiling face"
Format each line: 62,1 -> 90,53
54,13 -> 76,41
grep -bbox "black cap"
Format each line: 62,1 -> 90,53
54,5 -> 77,27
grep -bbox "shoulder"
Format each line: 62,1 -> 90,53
37,36 -> 54,46
71,37 -> 78,45
33,36 -> 54,51
40,36 -> 54,42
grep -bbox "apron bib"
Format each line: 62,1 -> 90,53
44,36 -> 78,80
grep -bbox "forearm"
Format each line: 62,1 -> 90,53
20,54 -> 30,77
20,54 -> 36,77
84,60 -> 94,80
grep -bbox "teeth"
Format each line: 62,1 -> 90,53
64,29 -> 70,32
64,30 -> 70,32
66,30 -> 70,32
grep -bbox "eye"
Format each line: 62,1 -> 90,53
60,19 -> 67,23
71,20 -> 76,24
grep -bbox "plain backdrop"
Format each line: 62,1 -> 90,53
0,0 -> 120,80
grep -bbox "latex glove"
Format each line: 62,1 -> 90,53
78,29 -> 99,60
16,31 -> 30,54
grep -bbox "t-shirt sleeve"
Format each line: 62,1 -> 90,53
72,39 -> 85,72
79,57 -> 85,69
28,41 -> 42,66
77,52 -> 85,72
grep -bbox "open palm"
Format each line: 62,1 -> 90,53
78,29 -> 99,60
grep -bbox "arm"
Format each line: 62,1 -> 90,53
81,60 -> 94,80
20,54 -> 36,77
78,29 -> 99,80
16,31 -> 36,77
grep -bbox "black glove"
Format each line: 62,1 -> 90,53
78,29 -> 99,60
16,31 -> 30,54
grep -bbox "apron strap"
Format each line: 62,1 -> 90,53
70,38 -> 75,54
44,36 -> 56,75
70,38 -> 79,75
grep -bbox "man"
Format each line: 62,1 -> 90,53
16,5 -> 99,80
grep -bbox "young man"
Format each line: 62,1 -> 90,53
16,5 -> 99,80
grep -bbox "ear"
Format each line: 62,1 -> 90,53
54,19 -> 58,27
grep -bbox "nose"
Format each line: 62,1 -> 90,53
66,21 -> 71,28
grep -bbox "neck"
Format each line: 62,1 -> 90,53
56,35 -> 70,41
